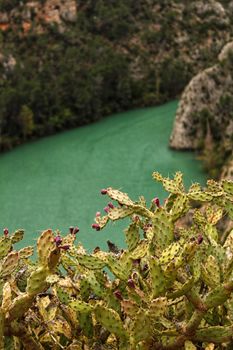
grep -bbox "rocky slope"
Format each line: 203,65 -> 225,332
170,41 -> 233,179
0,0 -> 232,154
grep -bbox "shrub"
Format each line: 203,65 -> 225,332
0,171 -> 233,349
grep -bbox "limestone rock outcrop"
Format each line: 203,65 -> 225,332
0,0 -> 77,33
170,41 -> 233,178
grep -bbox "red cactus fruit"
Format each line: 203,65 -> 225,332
54,236 -> 62,246
108,202 -> 114,209
73,227 -> 80,234
104,206 -> 110,213
101,189 -> 108,195
197,234 -> 203,245
114,290 -> 123,300
3,228 -> 9,236
153,197 -> 160,207
127,279 -> 136,289
92,223 -> 101,231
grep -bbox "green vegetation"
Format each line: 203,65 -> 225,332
0,171 -> 232,349
0,0 -> 230,151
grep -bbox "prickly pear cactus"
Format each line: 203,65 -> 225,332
0,171 -> 232,350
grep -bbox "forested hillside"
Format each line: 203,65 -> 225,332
0,0 -> 232,151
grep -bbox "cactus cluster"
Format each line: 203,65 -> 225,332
0,171 -> 232,349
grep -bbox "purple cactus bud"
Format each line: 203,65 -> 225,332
92,223 -> 101,231
127,279 -> 135,289
73,226 -> 80,234
197,234 -> 203,245
104,206 -> 110,213
96,211 -> 101,217
69,226 -> 74,234
108,202 -> 114,209
114,290 -> 123,301
54,236 -> 63,246
3,228 -> 9,237
101,189 -> 108,195
59,245 -> 70,251
153,197 -> 160,207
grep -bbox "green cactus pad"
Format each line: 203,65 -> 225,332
85,271 -> 106,298
130,310 -> 151,343
0,237 -> 12,259
107,188 -> 134,206
207,179 -> 223,196
1,281 -> 12,312
149,297 -> 167,317
107,255 -> 129,280
76,254 -> 106,270
168,277 -> 195,299
56,286 -> 71,305
225,200 -> 233,220
94,304 -> 127,339
130,240 -> 148,259
206,206 -> 223,225
162,178 -> 182,194
159,242 -> 181,265
78,311 -> 93,338
69,300 -> 93,313
152,208 -> 173,250
185,340 -> 197,350
108,207 -> 134,221
124,223 -> 140,251
0,251 -> 19,278
37,229 -> 55,267
121,300 -> 139,317
201,255 -> 220,289
193,209 -> 206,226
152,171 -> 163,182
19,246 -> 34,259
169,194 -> 189,221
188,191 -> 213,202
149,257 -> 167,298
7,294 -> 34,321
10,229 -> 24,244
0,309 -> 4,349
26,266 -> 49,295
48,247 -> 61,271
222,179 -> 233,196
95,214 -> 109,229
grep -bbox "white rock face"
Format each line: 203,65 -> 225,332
192,0 -> 229,24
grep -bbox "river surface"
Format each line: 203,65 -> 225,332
0,101 -> 207,251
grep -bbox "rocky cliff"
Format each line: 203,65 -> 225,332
170,41 -> 233,179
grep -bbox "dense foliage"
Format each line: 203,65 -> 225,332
0,171 -> 233,349
0,0 -> 231,150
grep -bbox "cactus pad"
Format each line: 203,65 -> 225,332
37,229 -> 55,267
76,254 -> 106,270
10,229 -> 24,244
94,304 -> 127,339
0,251 -> 19,277
108,207 -> 134,221
124,223 -> 140,251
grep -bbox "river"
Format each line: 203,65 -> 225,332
0,101 -> 207,251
